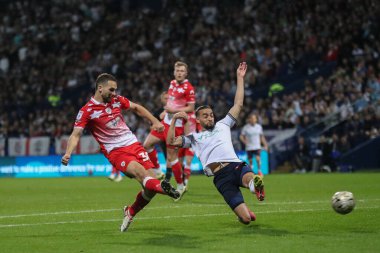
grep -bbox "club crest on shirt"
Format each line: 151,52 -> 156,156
105,107 -> 112,114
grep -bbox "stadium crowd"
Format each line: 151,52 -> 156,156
0,0 -> 379,157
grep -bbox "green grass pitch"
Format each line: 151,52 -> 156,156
1,173 -> 379,253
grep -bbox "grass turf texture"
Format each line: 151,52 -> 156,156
1,173 -> 379,253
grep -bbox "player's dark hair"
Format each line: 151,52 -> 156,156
95,73 -> 117,90
195,105 -> 212,117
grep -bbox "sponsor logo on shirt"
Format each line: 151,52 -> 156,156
197,128 -> 220,140
106,117 -> 121,128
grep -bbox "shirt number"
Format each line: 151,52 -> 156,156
138,152 -> 149,162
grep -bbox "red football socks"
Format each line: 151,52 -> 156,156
129,190 -> 151,216
147,148 -> 159,168
184,167 -> 191,180
143,177 -> 164,194
171,160 -> 183,184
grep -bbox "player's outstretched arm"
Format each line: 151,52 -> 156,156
129,102 -> 164,132
61,127 -> 83,165
167,112 -> 188,147
228,62 -> 247,119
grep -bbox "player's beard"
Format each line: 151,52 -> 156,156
102,94 -> 112,103
203,122 -> 215,130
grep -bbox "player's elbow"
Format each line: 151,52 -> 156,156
166,136 -> 174,146
236,102 -> 243,109
71,128 -> 83,138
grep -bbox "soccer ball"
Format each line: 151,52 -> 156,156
331,191 -> 355,214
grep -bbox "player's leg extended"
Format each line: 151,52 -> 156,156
234,203 -> 256,224
219,188 -> 255,224
126,161 -> 179,199
242,170 -> 265,201
213,166 -> 255,224
121,189 -> 155,232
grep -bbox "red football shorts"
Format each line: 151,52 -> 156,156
150,122 -> 184,149
178,147 -> 194,158
107,142 -> 154,173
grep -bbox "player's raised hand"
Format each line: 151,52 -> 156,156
237,62 -> 247,78
61,154 -> 71,166
151,121 -> 165,132
173,111 -> 188,121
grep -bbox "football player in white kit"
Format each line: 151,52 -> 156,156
239,114 -> 268,177
167,62 -> 265,225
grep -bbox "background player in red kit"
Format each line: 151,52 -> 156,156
61,73 -> 179,232
143,61 -> 195,200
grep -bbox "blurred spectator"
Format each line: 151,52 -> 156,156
292,136 -> 311,173
0,0 -> 378,155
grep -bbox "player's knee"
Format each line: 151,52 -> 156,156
143,189 -> 156,199
143,142 -> 151,150
238,214 -> 251,225
128,163 -> 148,180
242,172 -> 254,186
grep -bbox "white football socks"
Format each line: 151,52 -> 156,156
248,179 -> 255,193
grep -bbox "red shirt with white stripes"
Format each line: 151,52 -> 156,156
74,96 -> 138,153
163,79 -> 196,127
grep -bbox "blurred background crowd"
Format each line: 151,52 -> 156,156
0,0 -> 379,171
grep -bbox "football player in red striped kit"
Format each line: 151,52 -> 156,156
61,73 -> 180,232
143,61 -> 196,200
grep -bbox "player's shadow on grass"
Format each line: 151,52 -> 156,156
239,223 -> 290,236
116,232 -> 201,249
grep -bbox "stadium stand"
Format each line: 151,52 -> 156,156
0,0 -> 379,169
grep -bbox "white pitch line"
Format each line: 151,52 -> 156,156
0,206 -> 379,229
1,198 -> 379,220
0,209 -> 119,219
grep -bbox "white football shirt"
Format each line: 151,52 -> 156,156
240,123 -> 263,151
182,114 -> 241,176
